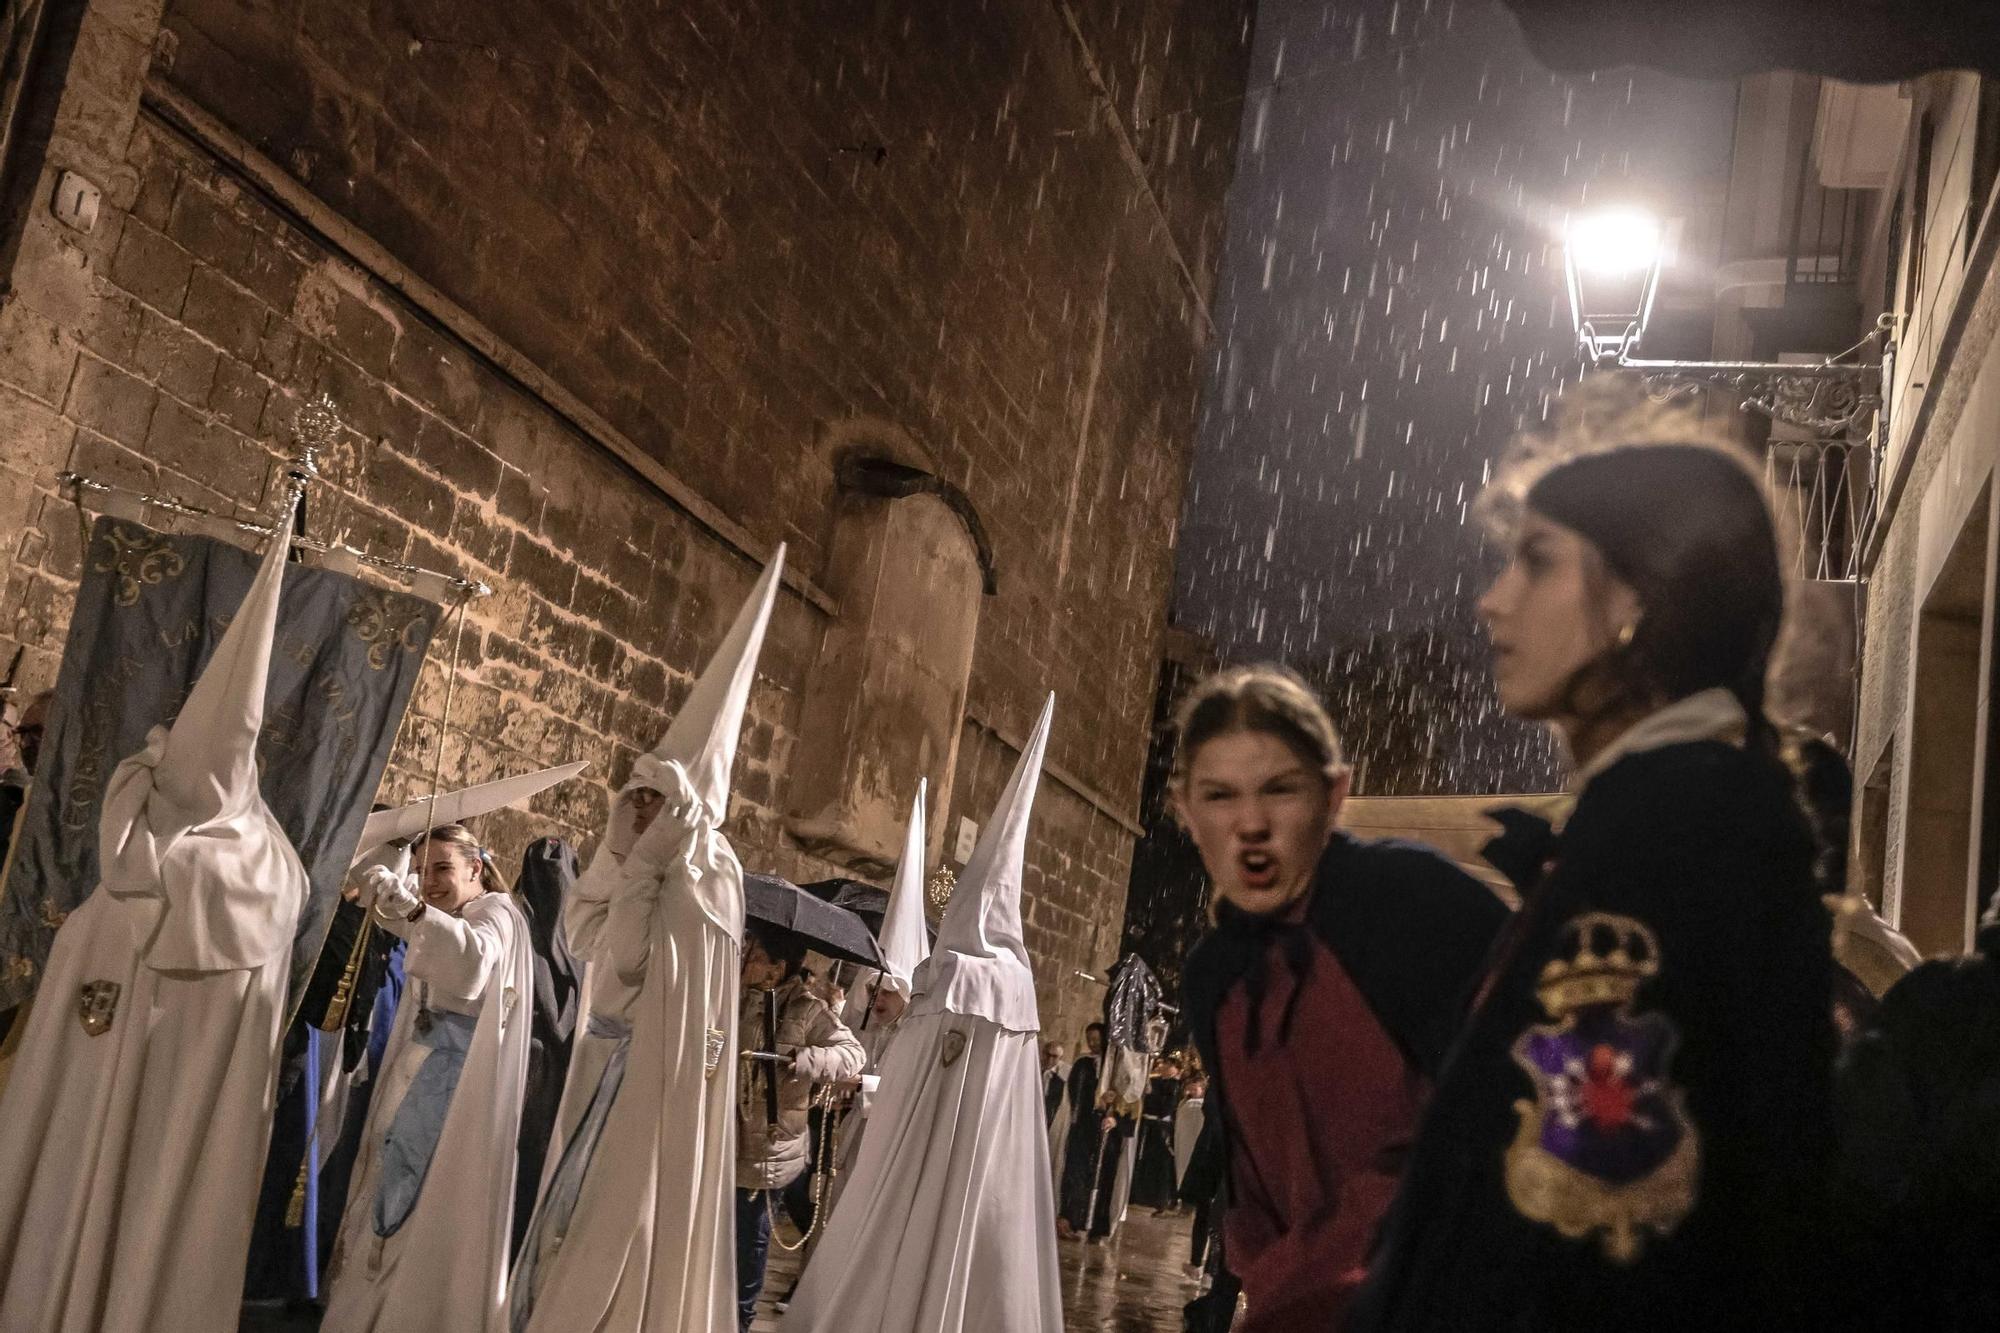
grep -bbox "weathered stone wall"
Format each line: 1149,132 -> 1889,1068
0,0 -> 1250,1041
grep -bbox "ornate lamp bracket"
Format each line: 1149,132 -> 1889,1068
1624,360 -> 1881,435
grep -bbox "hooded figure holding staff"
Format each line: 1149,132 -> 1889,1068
0,525 -> 307,1332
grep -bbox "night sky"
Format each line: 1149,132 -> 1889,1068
1176,0 -> 1739,795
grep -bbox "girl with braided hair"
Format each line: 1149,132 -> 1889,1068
1353,441 -> 1839,1331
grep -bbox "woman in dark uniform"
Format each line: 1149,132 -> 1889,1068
1131,1055 -> 1184,1212
1352,442 -> 1837,1331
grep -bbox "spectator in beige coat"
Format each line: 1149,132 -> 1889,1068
734,921 -> 864,1330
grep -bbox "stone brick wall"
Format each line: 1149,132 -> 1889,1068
0,0 -> 1251,1042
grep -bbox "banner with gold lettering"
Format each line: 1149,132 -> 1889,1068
0,517 -> 436,1011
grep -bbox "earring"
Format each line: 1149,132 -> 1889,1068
1615,622 -> 1637,649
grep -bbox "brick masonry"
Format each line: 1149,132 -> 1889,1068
0,0 -> 1251,1044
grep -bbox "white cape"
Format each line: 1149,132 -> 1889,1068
0,528 -> 307,1332
322,890 -> 534,1333
0,881 -> 300,1331
783,1010 -> 1063,1333
785,696 -> 1062,1333
515,804 -> 743,1333
1174,1095 -> 1204,1191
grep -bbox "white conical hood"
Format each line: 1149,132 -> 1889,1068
657,545 -> 785,826
875,779 -> 932,999
910,693 -> 1053,1031
599,547 -> 785,862
155,525 -> 290,812
99,524 -> 307,975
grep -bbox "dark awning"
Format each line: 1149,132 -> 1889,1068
1502,1 -> 2000,82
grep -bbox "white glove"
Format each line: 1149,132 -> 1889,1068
352,863 -> 401,910
369,868 -> 424,926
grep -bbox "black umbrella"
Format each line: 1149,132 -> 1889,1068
744,872 -> 886,970
801,877 -> 939,946
802,877 -> 887,931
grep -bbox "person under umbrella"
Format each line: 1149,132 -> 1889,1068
733,917 -> 866,1329
734,867 -> 886,1271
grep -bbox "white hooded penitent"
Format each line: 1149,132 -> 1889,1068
542,546 -> 787,1173
838,781 -> 932,1031
878,779 -> 932,998
784,694 -> 1064,1333
0,527 -> 310,1333
827,780 -> 933,1196
516,548 -> 784,1333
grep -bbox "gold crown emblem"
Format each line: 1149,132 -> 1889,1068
1533,912 -> 1661,1018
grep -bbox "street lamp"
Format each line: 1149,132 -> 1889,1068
1565,208 -> 1663,363
1562,206 -> 1888,436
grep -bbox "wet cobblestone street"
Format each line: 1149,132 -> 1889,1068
243,1208 -> 1211,1332
747,1207 -> 1208,1331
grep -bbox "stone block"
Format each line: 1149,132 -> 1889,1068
391,318 -> 485,426
447,495 -> 511,572
315,353 -> 422,450
207,356 -> 270,436
183,267 -> 267,362
66,427 -> 157,493
410,415 -> 502,500
145,397 -> 266,503
64,355 -> 157,445
167,182 -> 257,271
237,234 -> 308,313
72,288 -> 146,366
295,263 -> 399,379
108,219 -> 195,315
127,128 -> 180,232
132,307 -> 221,404
0,296 -> 80,406
361,446 -> 456,535
494,464 -> 542,529
506,530 -> 578,605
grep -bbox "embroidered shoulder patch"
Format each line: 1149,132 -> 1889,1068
1505,911 -> 1697,1264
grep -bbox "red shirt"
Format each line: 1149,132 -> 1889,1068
1215,922 -> 1426,1331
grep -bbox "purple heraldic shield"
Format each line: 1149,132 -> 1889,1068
1505,912 -> 1698,1263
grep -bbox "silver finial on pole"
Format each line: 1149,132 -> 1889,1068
278,392 -> 338,525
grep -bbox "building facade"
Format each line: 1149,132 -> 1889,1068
0,0 -> 1253,1043
1838,74 -> 2000,955
1681,67 -> 2000,957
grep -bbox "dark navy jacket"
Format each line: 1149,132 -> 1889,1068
1351,742 -> 1836,1332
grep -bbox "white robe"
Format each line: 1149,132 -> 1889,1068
322,890 -> 532,1333
0,726 -> 307,1332
539,846 -> 640,1175
1174,1094 -> 1204,1194
516,811 -> 742,1333
783,1009 -> 1064,1333
816,1013 -> 902,1230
